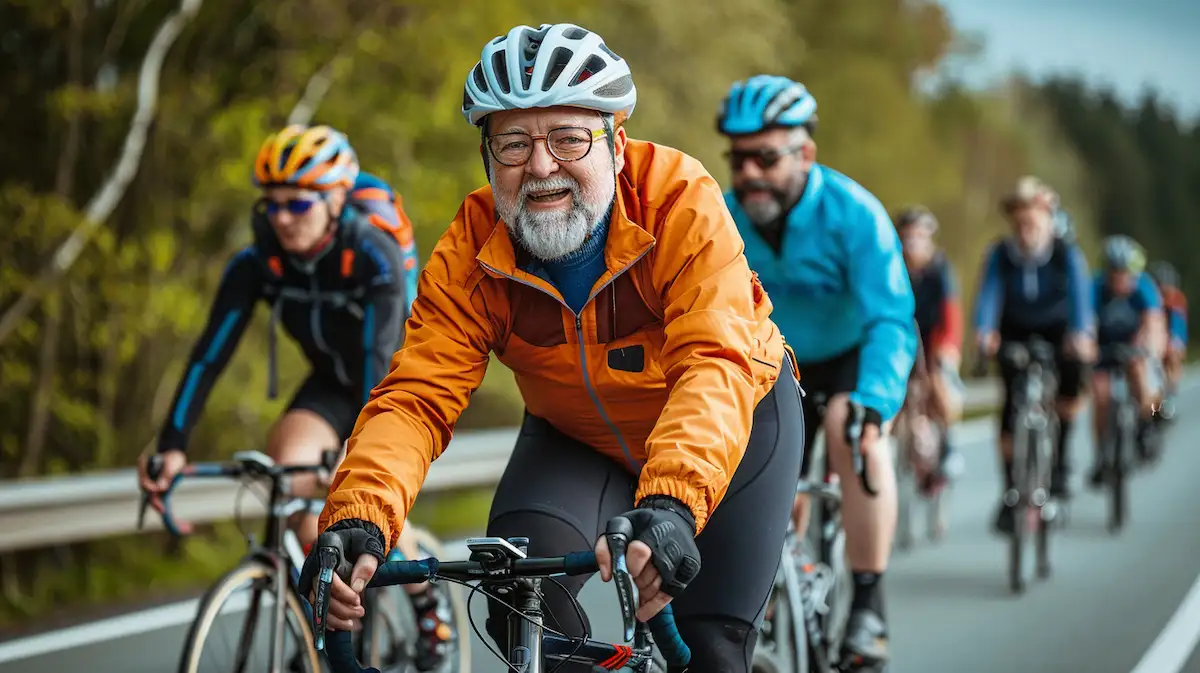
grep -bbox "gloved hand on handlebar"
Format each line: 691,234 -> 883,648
297,519 -> 387,632
595,495 -> 701,622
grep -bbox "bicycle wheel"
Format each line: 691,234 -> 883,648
411,526 -> 471,673
178,558 -> 319,673
1034,425 -> 1053,580
1108,401 -> 1130,534
754,546 -> 808,673
1008,418 -> 1032,595
893,418 -> 916,552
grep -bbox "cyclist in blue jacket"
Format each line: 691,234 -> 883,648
973,176 -> 1095,534
1090,235 -> 1166,474
717,74 -> 918,669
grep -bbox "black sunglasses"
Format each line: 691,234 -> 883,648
724,144 -> 804,171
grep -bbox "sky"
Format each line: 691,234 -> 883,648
935,0 -> 1200,120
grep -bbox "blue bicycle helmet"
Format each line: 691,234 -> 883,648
1102,235 -> 1146,273
717,75 -> 817,136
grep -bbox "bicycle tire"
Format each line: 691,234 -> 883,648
1008,414 -> 1031,595
178,558 -> 319,673
408,526 -> 471,673
1033,426 -> 1052,580
753,561 -> 804,673
1108,400 -> 1130,534
893,418 -> 916,552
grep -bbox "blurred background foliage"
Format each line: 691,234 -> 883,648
2,0 -> 1198,626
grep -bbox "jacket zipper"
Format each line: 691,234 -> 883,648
309,275 -> 353,387
480,248 -> 653,472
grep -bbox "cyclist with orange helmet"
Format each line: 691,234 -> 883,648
137,125 -> 452,670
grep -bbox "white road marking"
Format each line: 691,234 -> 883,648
1129,571 -> 1200,673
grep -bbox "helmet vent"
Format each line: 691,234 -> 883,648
569,55 -> 607,86
542,47 -> 574,91
472,63 -> 488,93
491,51 -> 511,94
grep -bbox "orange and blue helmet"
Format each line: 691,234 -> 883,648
252,125 -> 359,191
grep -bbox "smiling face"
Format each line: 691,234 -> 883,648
484,106 -> 626,262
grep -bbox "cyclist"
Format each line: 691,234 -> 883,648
302,23 -> 804,673
1089,236 -> 1166,478
136,125 -> 451,670
717,74 -> 918,668
1149,260 -> 1187,419
896,206 -> 965,497
974,175 -> 1095,533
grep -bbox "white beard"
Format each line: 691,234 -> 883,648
493,171 -> 615,262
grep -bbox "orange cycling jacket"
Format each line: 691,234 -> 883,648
320,139 -> 788,548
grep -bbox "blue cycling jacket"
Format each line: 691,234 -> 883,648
1092,271 -> 1162,346
974,237 -> 1093,338
725,164 -> 917,421
1170,310 -> 1188,344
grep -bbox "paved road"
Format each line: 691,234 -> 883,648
5,382 -> 1200,673
460,382 -> 1200,673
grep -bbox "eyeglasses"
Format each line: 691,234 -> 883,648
487,126 -> 608,167
724,144 -> 804,171
259,197 -> 320,216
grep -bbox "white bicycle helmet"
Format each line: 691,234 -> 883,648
461,23 -> 637,127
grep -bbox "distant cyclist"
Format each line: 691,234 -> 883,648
305,24 -> 804,673
137,125 -> 451,670
896,206 -> 965,496
1149,260 -> 1187,419
1089,235 -> 1166,478
974,176 -> 1095,533
717,74 -> 918,668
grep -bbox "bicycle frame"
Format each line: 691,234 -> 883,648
317,520 -> 690,673
765,390 -> 872,672
140,450 -> 338,672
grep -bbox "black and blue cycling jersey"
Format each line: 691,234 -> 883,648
1092,271 -> 1162,347
157,174 -> 416,453
973,237 -> 1093,340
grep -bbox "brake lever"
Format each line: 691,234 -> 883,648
845,402 -> 878,497
312,543 -> 344,651
137,454 -> 164,531
605,516 -> 638,643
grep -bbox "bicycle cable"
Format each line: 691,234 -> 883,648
233,477 -> 271,540
444,573 -> 595,673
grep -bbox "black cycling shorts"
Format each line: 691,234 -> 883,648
997,327 -> 1085,435
796,347 -> 859,478
287,375 -> 363,442
485,362 -> 805,673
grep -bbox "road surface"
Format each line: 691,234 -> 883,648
4,381 -> 1200,672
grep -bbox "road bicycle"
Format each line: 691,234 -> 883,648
996,338 -> 1061,595
753,395 -> 878,673
891,377 -> 947,551
1096,344 -> 1144,534
313,517 -> 691,673
139,449 -> 468,673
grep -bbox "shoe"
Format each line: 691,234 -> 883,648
992,499 -> 1015,534
1050,469 -> 1071,500
840,608 -> 889,667
1088,462 -> 1109,489
411,587 -> 454,671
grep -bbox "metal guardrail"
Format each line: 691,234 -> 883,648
0,379 -> 1002,552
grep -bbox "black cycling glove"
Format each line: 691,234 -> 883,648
297,519 -> 387,596
614,495 -> 702,597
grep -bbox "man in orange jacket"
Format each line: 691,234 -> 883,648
299,23 -> 805,673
